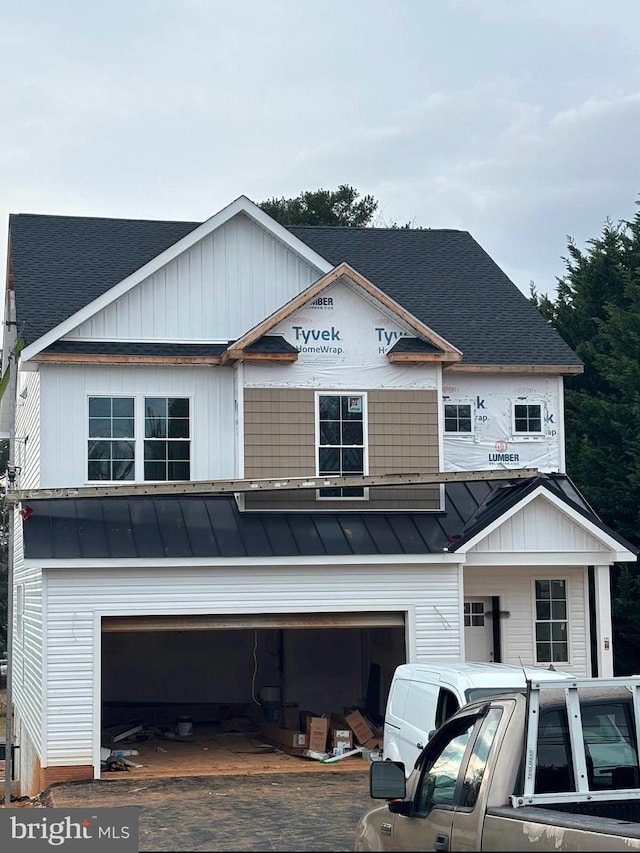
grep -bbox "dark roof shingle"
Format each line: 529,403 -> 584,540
8,213 -> 581,367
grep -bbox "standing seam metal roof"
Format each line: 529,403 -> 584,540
22,475 -> 633,561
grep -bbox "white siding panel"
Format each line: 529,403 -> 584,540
65,215 -> 322,342
12,512 -> 44,759
464,565 -> 588,675
44,563 -> 460,766
15,370 -> 41,490
473,497 -> 609,553
39,363 -> 235,487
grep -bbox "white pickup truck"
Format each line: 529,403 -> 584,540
355,677 -> 640,851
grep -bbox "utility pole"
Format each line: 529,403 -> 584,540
3,292 -> 18,806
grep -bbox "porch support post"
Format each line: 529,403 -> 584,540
594,565 -> 614,677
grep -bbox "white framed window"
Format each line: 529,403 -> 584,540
88,396 -> 191,482
535,579 -> 568,663
512,402 -> 544,435
88,396 -> 135,481
316,392 -> 368,499
464,601 -> 485,627
444,402 -> 473,434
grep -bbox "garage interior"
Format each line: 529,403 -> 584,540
100,613 -> 406,778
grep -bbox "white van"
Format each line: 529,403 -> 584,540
383,661 -> 574,775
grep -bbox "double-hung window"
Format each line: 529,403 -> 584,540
144,397 -> 190,481
88,397 -> 135,481
317,393 -> 367,498
88,396 -> 190,482
535,579 -> 568,663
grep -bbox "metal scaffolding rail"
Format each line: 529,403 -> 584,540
3,466 -> 539,504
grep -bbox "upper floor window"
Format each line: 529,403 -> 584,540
88,396 -> 190,482
535,579 -> 568,663
316,393 -> 366,498
444,403 -> 473,433
88,397 -> 135,481
144,397 -> 190,481
513,403 -> 543,435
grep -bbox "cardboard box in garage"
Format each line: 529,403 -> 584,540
345,709 -> 382,748
300,711 -> 329,753
260,722 -> 307,750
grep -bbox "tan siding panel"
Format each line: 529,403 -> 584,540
245,388 -> 440,511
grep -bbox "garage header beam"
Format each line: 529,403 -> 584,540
6,467 -> 538,504
101,612 -> 406,632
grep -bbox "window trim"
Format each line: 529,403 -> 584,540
533,577 -> 570,665
86,394 -> 193,484
314,390 -> 369,501
443,399 -> 475,436
512,400 -> 545,437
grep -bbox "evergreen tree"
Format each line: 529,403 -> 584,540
532,203 -> 640,673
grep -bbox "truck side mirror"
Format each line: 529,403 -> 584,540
370,760 -> 406,800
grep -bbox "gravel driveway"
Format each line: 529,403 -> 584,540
44,771 -> 374,852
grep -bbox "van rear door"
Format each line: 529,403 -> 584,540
399,680 -> 443,771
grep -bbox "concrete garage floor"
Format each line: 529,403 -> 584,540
102,724 -> 370,780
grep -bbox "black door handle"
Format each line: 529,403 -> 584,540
416,741 -> 424,750
434,833 -> 449,852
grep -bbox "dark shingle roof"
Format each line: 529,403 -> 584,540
244,335 -> 299,354
9,214 -> 199,346
41,341 -> 228,357
8,213 -> 581,367
22,475 -> 632,560
387,337 -> 444,355
288,226 -> 581,366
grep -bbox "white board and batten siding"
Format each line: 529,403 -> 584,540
464,565 -> 589,676
38,363 -> 235,488
64,214 -> 323,343
15,369 -> 41,490
42,562 -> 462,769
465,496 -> 612,561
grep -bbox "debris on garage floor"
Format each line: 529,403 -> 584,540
100,701 -> 381,778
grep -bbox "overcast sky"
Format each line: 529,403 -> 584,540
2,0 -> 640,306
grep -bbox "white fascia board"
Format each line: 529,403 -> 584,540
20,195 -> 333,363
454,484 -> 637,561
464,551 -> 630,567
28,552 -> 463,570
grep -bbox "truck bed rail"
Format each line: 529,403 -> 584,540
512,676 -> 640,807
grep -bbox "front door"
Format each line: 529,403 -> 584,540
464,598 -> 493,662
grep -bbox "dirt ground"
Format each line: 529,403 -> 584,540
43,771 -> 374,851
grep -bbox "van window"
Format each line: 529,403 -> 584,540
388,679 -> 411,720
405,681 -> 441,729
435,688 -> 460,729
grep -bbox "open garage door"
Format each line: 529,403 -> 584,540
100,610 -> 407,775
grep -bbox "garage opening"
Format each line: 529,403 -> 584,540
100,612 -> 406,776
